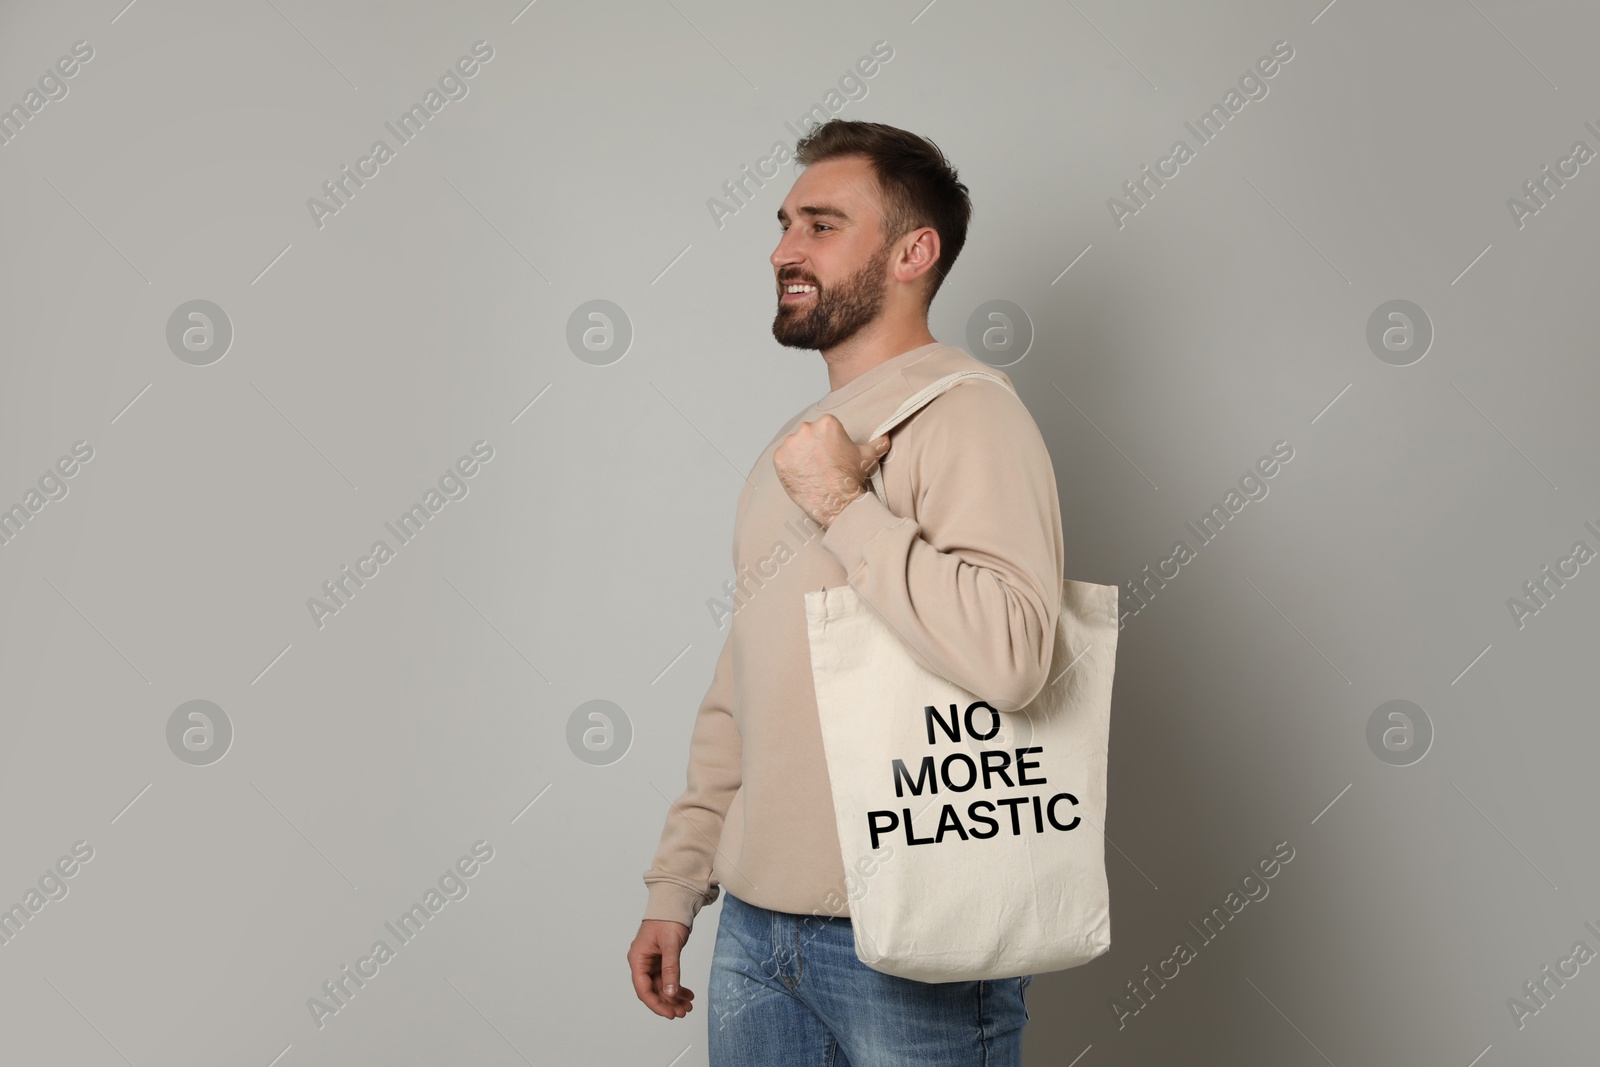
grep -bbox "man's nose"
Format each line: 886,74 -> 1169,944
771,233 -> 804,270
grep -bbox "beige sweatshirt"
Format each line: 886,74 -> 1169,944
641,341 -> 1065,930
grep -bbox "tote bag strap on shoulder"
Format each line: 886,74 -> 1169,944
865,369 -> 1013,505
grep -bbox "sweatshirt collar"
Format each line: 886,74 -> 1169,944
814,342 -> 945,411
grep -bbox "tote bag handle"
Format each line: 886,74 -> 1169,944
865,369 -> 1013,505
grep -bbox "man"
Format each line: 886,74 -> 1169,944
628,119 -> 1064,1066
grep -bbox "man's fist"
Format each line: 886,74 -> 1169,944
629,919 -> 696,1019
774,414 -> 891,528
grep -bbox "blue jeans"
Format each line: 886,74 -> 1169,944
707,890 -> 1032,1066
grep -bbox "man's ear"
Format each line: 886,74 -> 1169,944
897,226 -> 942,285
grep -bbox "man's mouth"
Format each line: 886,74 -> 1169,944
781,282 -> 818,303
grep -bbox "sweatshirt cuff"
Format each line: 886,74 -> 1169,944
821,489 -> 904,576
643,879 -> 716,930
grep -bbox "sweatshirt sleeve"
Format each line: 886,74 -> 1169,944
641,626 -> 741,929
820,379 -> 1065,712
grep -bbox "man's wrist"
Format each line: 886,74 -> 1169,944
820,485 -> 905,576
818,483 -> 868,529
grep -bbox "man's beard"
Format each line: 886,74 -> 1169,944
772,241 -> 892,351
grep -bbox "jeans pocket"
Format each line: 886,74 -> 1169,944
1019,975 -> 1033,1023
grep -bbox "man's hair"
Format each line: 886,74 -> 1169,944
793,119 -> 971,309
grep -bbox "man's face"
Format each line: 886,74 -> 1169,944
770,156 -> 895,351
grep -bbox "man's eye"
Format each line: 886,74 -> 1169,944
814,224 -> 830,232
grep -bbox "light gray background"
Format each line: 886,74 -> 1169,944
2,0 -> 1597,1064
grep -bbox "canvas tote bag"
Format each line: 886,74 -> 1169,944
804,369 -> 1120,983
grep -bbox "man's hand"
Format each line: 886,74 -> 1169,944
774,414 -> 891,528
629,919 -> 696,1019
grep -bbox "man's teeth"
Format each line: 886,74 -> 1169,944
785,284 -> 818,294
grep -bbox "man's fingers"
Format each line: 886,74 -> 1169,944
630,956 -> 692,1017
630,924 -> 696,1019
660,942 -> 682,997
628,946 -> 666,1011
859,435 -> 890,471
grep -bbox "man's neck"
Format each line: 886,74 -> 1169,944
823,325 -> 938,393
